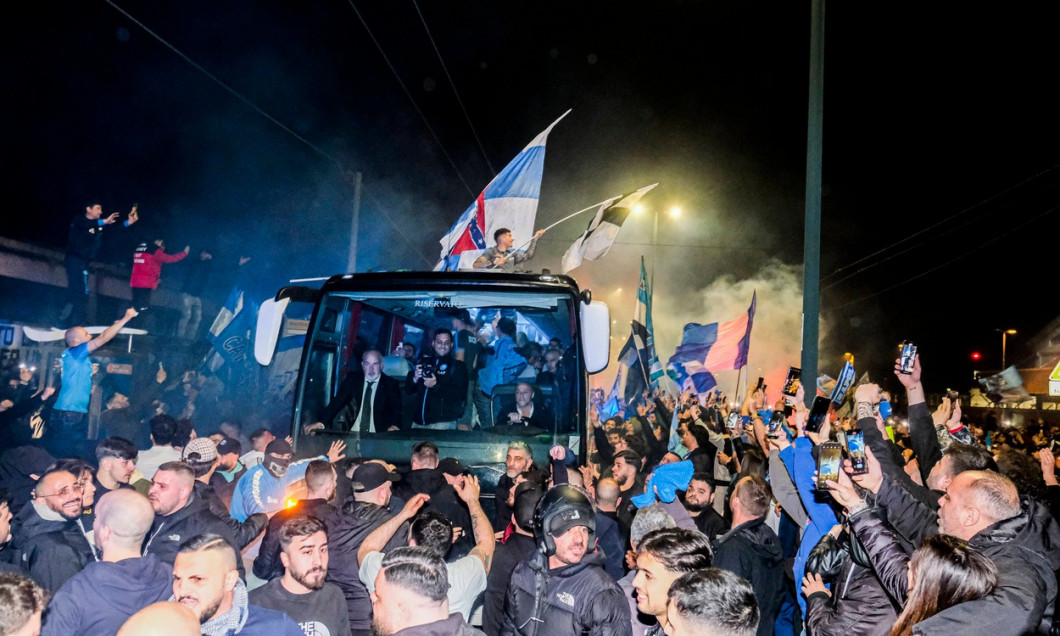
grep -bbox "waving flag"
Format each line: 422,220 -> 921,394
561,184 -> 657,273
667,292 -> 757,381
436,111 -> 570,270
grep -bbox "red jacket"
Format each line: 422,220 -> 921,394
130,245 -> 187,289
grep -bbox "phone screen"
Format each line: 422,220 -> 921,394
805,396 -> 830,433
782,367 -> 801,396
847,430 -> 868,474
817,443 -> 842,488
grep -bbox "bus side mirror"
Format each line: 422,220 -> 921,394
580,300 -> 610,374
254,298 -> 289,366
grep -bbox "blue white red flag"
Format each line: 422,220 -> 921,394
667,292 -> 757,379
435,111 -> 570,270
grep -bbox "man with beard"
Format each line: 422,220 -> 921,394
12,468 -> 97,591
501,485 -> 630,635
611,449 -> 643,531
230,438 -> 345,521
494,441 -> 534,532
142,462 -> 253,576
406,328 -> 469,430
249,517 -> 350,636
172,533 -> 302,635
253,460 -> 338,581
42,490 -> 171,636
681,472 -> 727,543
631,528 -> 714,636
371,547 -> 486,636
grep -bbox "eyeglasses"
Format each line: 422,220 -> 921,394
39,483 -> 85,498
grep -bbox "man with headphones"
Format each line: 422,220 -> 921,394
499,485 -> 630,636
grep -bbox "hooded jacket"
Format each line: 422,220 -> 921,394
13,502 -> 97,592
327,500 -> 409,633
500,549 -> 631,636
394,468 -> 474,558
42,554 -> 172,636
712,518 -> 785,636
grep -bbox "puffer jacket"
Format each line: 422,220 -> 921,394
918,496 -> 1060,636
804,527 -> 898,636
394,468 -> 473,558
328,500 -> 409,633
500,549 -> 630,636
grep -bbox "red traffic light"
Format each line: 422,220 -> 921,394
971,351 -> 982,361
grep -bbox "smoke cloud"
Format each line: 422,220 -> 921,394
595,259 -> 825,402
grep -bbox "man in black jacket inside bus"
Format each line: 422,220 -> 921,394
406,328 -> 468,430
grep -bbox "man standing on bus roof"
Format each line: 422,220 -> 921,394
472,227 -> 547,272
314,350 -> 403,433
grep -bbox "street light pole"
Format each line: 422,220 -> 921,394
1000,328 -> 1017,369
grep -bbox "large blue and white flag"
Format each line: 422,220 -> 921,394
208,286 -> 257,367
830,360 -> 856,405
600,366 -> 624,419
618,330 -> 648,407
436,111 -> 570,271
667,292 -> 757,383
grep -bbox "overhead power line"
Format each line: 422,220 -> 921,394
411,0 -> 496,176
828,204 -> 1057,312
346,0 -> 477,197
102,0 -> 436,268
820,162 -> 1060,285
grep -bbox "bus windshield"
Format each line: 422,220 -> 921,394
295,288 -> 583,462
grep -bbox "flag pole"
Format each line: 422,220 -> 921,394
491,196 -> 618,268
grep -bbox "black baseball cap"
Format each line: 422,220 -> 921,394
352,463 -> 401,492
439,457 -> 469,477
216,437 -> 241,456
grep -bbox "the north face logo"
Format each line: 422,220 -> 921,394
556,592 -> 575,607
168,534 -> 181,542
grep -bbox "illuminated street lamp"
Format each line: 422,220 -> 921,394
998,328 -> 1017,369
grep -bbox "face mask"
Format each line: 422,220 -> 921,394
266,456 -> 291,478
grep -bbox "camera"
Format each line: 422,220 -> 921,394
417,356 -> 436,379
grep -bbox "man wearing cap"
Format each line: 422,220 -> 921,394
394,444 -> 475,560
253,460 -> 338,581
501,485 -> 629,636
327,461 -> 406,636
230,438 -> 346,522
357,474 -> 495,624
208,437 -> 245,510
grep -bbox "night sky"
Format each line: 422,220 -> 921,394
3,1 -> 1058,393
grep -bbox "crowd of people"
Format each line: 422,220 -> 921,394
4,260 -> 1060,636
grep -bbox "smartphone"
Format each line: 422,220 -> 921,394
899,341 -> 917,375
755,376 -> 765,392
767,410 -> 786,438
847,430 -> 868,474
817,442 -> 843,489
782,367 -> 801,396
805,396 -> 831,434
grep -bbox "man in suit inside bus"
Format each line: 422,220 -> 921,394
312,350 -> 403,433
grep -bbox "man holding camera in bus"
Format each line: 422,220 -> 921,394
406,328 -> 469,431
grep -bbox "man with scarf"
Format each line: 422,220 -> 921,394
172,533 -> 302,636
229,439 -> 346,522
